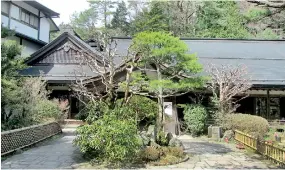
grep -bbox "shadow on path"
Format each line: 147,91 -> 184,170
183,141 -> 233,155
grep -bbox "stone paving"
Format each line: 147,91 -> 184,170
1,133 -> 280,169
146,138 -> 280,169
1,128 -> 84,169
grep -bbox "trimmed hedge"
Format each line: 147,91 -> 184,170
223,113 -> 269,139
183,104 -> 207,136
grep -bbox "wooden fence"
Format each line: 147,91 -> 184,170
234,130 -> 285,166
235,130 -> 257,149
1,122 -> 62,155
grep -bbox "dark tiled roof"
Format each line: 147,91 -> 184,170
113,38 -> 285,86
21,32 -> 102,82
25,32 -> 104,65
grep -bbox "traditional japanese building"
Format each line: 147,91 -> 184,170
20,31 -> 285,121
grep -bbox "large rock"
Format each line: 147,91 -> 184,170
169,138 -> 184,149
139,131 -> 150,146
147,125 -> 155,140
166,132 -> 173,144
210,126 -> 222,139
222,130 -> 234,141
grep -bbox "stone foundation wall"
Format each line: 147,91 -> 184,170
1,122 -> 62,155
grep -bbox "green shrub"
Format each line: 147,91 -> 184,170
142,146 -> 160,161
74,113 -> 140,164
34,99 -> 61,122
223,113 -> 269,138
156,130 -> 168,146
183,104 -> 207,136
117,95 -> 158,125
77,101 -> 108,123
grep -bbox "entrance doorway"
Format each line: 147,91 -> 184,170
70,97 -> 79,119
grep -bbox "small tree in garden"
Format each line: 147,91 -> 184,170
72,30 -> 138,108
206,64 -> 252,125
72,31 -> 118,106
130,31 -> 205,134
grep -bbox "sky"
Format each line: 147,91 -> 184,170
37,0 -> 90,25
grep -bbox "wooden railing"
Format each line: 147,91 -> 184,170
235,130 -> 257,149
234,130 -> 285,166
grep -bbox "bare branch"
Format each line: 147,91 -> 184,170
206,64 -> 252,114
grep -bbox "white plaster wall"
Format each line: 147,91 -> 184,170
10,19 -> 38,39
10,4 -> 20,20
21,39 -> 42,56
12,1 -> 38,15
1,15 -> 9,27
39,18 -> 50,43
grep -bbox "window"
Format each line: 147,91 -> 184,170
30,15 -> 38,28
21,10 -> 29,23
20,10 -> 39,29
10,4 -> 20,20
1,1 -> 9,15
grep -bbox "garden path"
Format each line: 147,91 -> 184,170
1,133 -> 280,169
146,136 -> 280,169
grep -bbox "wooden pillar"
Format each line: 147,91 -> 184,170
266,90 -> 270,119
68,93 -> 72,119
253,97 -> 256,115
172,96 -> 179,135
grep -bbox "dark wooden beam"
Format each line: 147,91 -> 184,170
266,90 -> 270,119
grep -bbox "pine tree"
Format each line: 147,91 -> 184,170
70,7 -> 99,40
130,1 -> 169,35
111,1 -> 129,35
89,0 -> 117,28
131,31 -> 205,133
